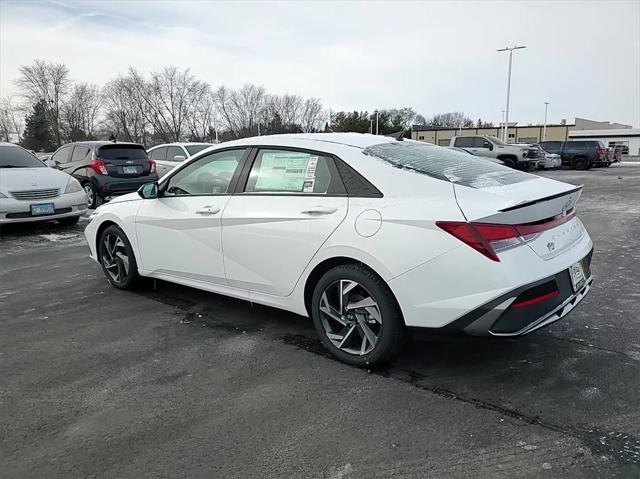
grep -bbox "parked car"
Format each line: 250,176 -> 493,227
148,143 -> 214,177
85,133 -> 594,366
450,135 -> 539,170
0,142 -> 87,225
46,141 -> 158,208
538,140 -> 609,170
447,146 -> 505,165
533,144 -> 562,169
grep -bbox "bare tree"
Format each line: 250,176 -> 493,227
300,98 -> 325,132
16,60 -> 72,147
0,97 -> 24,142
424,111 -> 474,128
186,84 -> 217,142
63,83 -> 102,141
102,74 -> 148,144
215,84 -> 266,138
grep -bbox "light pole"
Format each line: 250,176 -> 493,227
543,102 -> 550,141
497,45 -> 526,142
375,110 -> 379,135
501,110 -> 505,140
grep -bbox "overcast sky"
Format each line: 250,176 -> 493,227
1,0 -> 639,126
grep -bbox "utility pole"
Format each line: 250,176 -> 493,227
497,45 -> 526,142
370,119 -> 374,134
375,110 -> 379,135
501,110 -> 505,140
543,102 -> 550,140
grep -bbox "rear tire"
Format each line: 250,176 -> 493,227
84,182 -> 100,209
572,156 -> 589,170
311,264 -> 406,367
58,216 -> 80,226
98,225 -> 140,290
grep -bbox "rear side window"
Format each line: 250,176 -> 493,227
363,141 -> 534,189
245,149 -> 334,194
98,145 -> 147,160
166,146 -> 185,162
185,144 -> 210,156
150,147 -> 167,161
567,141 -> 586,149
454,137 -> 474,148
0,146 -> 45,168
71,145 -> 90,162
52,146 -> 73,164
541,141 -> 561,153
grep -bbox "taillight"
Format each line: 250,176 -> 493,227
149,159 -> 156,173
90,159 -> 108,175
596,148 -> 605,159
436,210 -> 576,262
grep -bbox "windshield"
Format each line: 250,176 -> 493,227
486,136 -> 506,146
363,141 -> 534,189
185,144 -> 211,155
0,145 -> 46,168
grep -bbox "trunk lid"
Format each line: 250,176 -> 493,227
97,144 -> 151,178
453,176 -> 584,260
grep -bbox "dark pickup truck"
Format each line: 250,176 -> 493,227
539,140 -> 610,170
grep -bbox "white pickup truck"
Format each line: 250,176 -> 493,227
450,135 -> 539,170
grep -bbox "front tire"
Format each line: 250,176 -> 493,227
98,225 -> 140,290
311,264 -> 406,367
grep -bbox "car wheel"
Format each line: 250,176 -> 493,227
311,264 -> 406,367
58,216 -> 80,226
99,225 -> 140,290
84,183 -> 99,209
603,162 -> 611,167
502,158 -> 516,168
572,156 -> 589,170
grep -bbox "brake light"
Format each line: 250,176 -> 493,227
511,290 -> 558,308
90,159 -> 108,175
436,210 -> 576,262
149,159 -> 156,173
596,148 -> 605,159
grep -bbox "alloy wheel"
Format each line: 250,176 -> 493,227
101,234 -> 130,284
84,184 -> 94,208
318,280 -> 383,355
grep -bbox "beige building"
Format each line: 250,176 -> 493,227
411,117 -> 632,146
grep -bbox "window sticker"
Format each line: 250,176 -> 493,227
254,151 -> 311,192
303,156 -> 318,192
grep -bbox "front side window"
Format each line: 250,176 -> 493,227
364,141 -> 534,189
166,146 -> 185,162
245,149 -> 333,194
52,146 -> 73,164
165,149 -> 245,196
185,144 -> 210,156
474,137 -> 492,148
454,137 -> 474,148
0,146 -> 45,168
71,145 -> 90,162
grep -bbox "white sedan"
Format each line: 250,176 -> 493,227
85,133 -> 594,366
1,143 -> 87,225
148,142 -> 214,178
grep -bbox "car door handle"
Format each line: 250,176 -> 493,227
195,206 -> 221,215
301,206 -> 338,215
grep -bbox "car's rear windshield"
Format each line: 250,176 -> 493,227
98,144 -> 148,161
0,146 -> 46,168
363,141 -> 534,188
185,144 -> 210,155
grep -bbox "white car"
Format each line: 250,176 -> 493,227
148,143 -> 214,177
85,133 -> 594,366
1,143 -> 88,225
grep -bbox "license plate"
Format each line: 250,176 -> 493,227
123,166 -> 138,174
30,203 -> 55,216
569,260 -> 586,292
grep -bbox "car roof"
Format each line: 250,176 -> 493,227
63,141 -> 145,148
0,142 -> 23,148
217,133 -> 397,151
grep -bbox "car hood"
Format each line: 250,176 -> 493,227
0,167 -> 71,194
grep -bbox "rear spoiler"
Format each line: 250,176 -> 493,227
498,185 -> 583,213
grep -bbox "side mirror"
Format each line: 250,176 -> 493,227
138,182 -> 158,199
173,155 -> 186,162
484,143 -> 493,151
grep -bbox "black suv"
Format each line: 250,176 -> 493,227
539,140 -> 609,170
47,141 -> 158,208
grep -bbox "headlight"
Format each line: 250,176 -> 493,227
64,177 -> 83,194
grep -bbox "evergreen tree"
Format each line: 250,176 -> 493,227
21,99 -> 55,151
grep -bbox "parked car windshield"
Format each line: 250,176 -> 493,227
185,144 -> 211,155
98,144 -> 148,160
0,145 -> 46,168
364,141 -> 534,188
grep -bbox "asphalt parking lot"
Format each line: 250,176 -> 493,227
1,164 -> 639,478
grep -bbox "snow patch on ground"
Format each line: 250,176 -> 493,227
39,233 -> 79,242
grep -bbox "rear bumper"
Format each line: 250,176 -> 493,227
92,175 -> 158,197
407,248 -> 594,337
